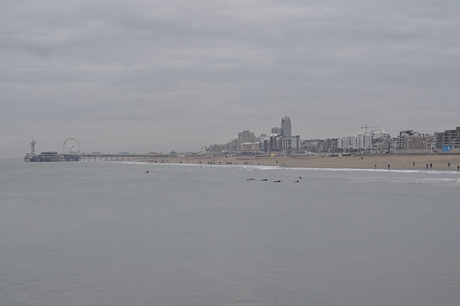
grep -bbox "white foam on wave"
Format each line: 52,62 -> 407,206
420,177 -> 460,183
122,161 -> 460,178
122,161 -> 150,165
425,170 -> 460,175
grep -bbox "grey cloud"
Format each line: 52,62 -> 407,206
2,0 -> 460,157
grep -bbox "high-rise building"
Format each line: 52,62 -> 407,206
439,126 -> 460,148
238,130 -> 256,143
281,116 -> 291,137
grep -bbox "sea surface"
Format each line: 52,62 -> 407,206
1,159 -> 460,306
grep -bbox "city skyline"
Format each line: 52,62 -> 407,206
209,116 -> 460,154
13,118 -> 460,157
2,1 -> 460,158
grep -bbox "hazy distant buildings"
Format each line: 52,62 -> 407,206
281,136 -> 301,150
395,130 -> 432,150
409,135 -> 434,150
302,139 -> 325,154
397,130 -> 418,150
238,130 -> 257,143
204,116 -> 452,156
240,142 -> 260,151
227,139 -> 239,151
211,129 -> 260,153
272,116 -> 291,138
438,126 -> 460,149
209,143 -> 228,153
281,116 -> 292,137
338,134 -> 371,152
268,134 -> 281,151
324,138 -> 339,153
340,136 -> 359,152
333,127 -> 391,153
266,116 -> 300,152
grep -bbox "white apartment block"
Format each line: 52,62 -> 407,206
339,133 -> 373,152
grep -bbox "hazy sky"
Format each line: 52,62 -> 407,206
2,0 -> 460,157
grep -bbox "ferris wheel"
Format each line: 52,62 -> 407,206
63,138 -> 81,154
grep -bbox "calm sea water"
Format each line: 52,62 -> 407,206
1,159 -> 459,306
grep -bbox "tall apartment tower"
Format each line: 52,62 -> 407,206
281,116 -> 292,137
238,130 -> 256,142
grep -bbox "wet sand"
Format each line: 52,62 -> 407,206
168,154 -> 460,171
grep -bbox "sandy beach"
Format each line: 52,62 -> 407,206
165,154 -> 460,171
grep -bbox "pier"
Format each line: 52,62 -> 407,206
79,153 -> 177,162
25,152 -> 81,162
25,153 -> 177,162
24,139 -> 179,163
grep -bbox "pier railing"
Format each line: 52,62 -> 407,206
79,153 -> 178,162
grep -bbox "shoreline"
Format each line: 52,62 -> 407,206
151,154 -> 460,172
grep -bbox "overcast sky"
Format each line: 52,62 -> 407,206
2,0 -> 460,157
